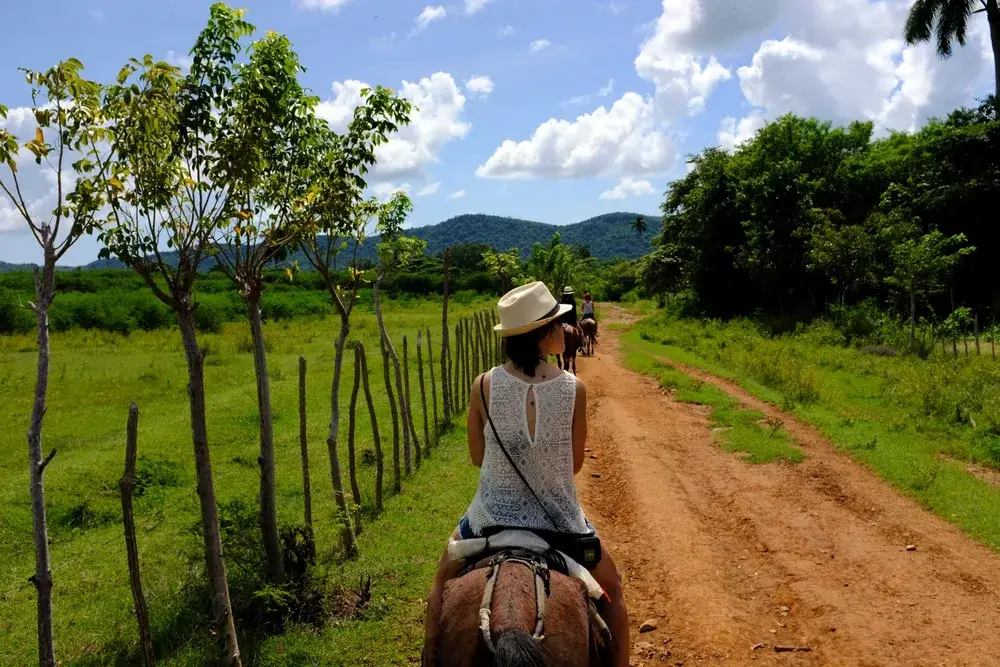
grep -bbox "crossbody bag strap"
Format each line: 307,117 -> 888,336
480,374 -> 562,532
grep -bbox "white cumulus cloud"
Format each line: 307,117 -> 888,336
717,112 -> 766,152
720,0 -> 993,137
599,177 -> 656,200
529,39 -> 551,52
371,182 -> 412,201
166,50 -> 193,71
476,93 -> 676,180
497,25 -> 515,39
413,5 -> 447,34
465,75 -> 495,99
464,0 -> 491,15
417,182 -> 441,196
296,0 -> 355,11
449,189 -> 467,199
316,72 -> 471,183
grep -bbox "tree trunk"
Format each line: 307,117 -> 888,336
373,277 -> 412,479
988,0 -> 1000,103
327,316 -> 358,559
416,330 -> 431,458
441,249 -> 452,425
246,295 -> 284,584
27,258 -> 56,667
909,293 -> 916,346
120,403 -> 156,667
379,335 -> 401,493
297,356 -> 314,559
356,343 -> 383,511
975,314 -> 980,356
177,309 -> 241,666
348,345 -> 363,535
403,335 -> 421,469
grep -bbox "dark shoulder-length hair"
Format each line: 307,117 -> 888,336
501,320 -> 559,377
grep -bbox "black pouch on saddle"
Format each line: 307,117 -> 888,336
479,378 -> 603,571
480,525 -> 603,571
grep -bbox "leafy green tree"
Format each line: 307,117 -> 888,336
0,58 -> 107,667
527,232 -> 574,296
904,0 -> 1000,103
298,86 -> 412,558
805,209 -> 879,308
482,247 -> 521,294
207,29 -> 322,585
632,214 -> 647,239
372,192 -> 425,483
93,6 -> 259,663
888,229 -> 975,343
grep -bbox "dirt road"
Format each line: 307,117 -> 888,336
577,307 -> 1000,666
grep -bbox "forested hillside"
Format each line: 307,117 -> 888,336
83,211 -> 657,270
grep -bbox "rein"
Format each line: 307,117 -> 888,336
478,550 -> 550,653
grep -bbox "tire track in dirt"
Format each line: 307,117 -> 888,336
576,307 -> 1000,666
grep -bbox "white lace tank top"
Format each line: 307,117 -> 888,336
465,365 -> 589,535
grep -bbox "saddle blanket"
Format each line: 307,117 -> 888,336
447,529 -> 606,601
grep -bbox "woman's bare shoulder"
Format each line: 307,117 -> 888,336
573,375 -> 587,399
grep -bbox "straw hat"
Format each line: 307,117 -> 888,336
493,281 -> 573,337
562,286 -> 574,295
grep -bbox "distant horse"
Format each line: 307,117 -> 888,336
580,319 -> 597,356
434,550 -> 612,666
556,323 -> 581,375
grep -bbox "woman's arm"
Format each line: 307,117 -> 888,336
572,377 -> 587,474
467,372 -> 488,468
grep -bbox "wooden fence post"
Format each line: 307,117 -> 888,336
356,343 -> 382,512
417,330 -> 431,457
119,403 -> 156,667
974,314 -> 980,356
298,356 -> 314,558
380,336 -> 402,493
348,346 -> 363,535
403,335 -> 420,470
441,248 -> 452,425
454,321 -> 463,411
464,318 -> 473,405
426,327 -> 440,445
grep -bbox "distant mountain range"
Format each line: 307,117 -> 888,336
4,212 -> 659,272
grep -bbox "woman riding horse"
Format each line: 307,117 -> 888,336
423,282 -> 629,666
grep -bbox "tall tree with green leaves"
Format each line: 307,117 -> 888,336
481,247 -> 521,294
632,214 -> 647,239
92,6 -> 260,663
0,59 -> 107,667
209,30 -> 321,585
372,192 -> 426,478
527,232 -> 574,296
298,86 -> 412,558
887,228 -> 975,343
904,0 -> 1000,103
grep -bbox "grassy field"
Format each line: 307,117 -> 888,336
622,314 -> 1000,551
620,339 -> 803,464
0,297 -> 486,666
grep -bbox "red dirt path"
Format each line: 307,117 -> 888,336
576,306 -> 1000,667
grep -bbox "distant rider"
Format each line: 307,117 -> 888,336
581,291 -> 597,340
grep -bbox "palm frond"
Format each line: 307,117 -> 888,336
904,0 -> 938,44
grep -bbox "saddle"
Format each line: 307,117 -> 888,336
461,547 -> 614,661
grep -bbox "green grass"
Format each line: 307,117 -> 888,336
621,342 -> 803,464
0,298 -> 488,666
620,313 -> 1000,551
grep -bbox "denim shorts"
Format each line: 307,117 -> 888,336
457,514 -> 597,540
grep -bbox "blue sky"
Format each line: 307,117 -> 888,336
0,0 -> 994,265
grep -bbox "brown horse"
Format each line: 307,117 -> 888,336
556,324 -> 581,374
579,319 -> 597,356
436,551 -> 611,666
